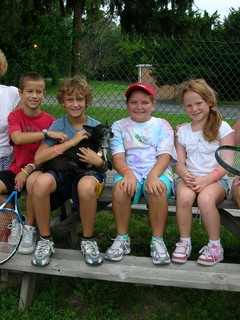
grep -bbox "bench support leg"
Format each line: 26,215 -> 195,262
19,273 -> 37,310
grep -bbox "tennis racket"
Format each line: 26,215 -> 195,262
0,187 -> 23,264
215,145 -> 240,176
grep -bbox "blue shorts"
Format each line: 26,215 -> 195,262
114,173 -> 173,205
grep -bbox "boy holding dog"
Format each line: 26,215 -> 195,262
20,75 -> 110,267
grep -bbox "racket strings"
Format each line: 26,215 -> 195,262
219,149 -> 240,172
0,209 -> 21,262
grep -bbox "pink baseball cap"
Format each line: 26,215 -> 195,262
125,82 -> 155,98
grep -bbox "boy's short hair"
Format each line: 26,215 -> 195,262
0,50 -> 8,77
19,72 -> 45,91
57,74 -> 92,108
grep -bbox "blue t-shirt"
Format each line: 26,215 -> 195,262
44,115 -> 101,147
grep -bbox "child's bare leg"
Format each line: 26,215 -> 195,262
32,173 -> 57,237
25,171 -> 42,226
147,191 -> 168,238
175,180 -> 196,238
197,183 -> 225,241
196,183 -> 225,266
77,176 -> 97,237
112,181 -> 132,235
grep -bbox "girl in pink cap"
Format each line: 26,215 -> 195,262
105,82 -> 178,265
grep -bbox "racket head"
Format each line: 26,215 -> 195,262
215,145 -> 240,176
0,191 -> 23,264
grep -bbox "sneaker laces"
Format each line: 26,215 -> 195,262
35,240 -> 55,255
8,220 -> 20,236
83,241 -> 99,255
199,245 -> 214,259
175,241 -> 189,253
110,237 -> 126,250
153,240 -> 166,255
22,227 -> 34,244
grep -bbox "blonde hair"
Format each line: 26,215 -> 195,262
0,50 -> 8,77
57,74 -> 92,108
179,79 -> 222,142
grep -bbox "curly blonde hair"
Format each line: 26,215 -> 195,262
0,50 -> 8,77
57,74 -> 92,108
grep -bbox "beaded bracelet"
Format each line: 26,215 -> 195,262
53,144 -> 63,155
21,168 -> 30,176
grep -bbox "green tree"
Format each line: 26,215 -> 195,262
109,0 -> 220,37
221,7 -> 240,40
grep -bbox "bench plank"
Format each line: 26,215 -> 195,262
2,248 -> 240,310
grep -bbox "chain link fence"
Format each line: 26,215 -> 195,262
43,36 -> 240,129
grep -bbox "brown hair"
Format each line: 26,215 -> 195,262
18,72 -> 45,91
57,74 -> 92,108
0,50 -> 8,77
179,79 -> 222,142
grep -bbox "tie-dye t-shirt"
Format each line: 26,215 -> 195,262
110,116 -> 178,184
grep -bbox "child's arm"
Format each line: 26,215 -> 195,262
34,130 -> 88,166
174,138 -> 195,187
232,119 -> 240,145
191,132 -> 234,193
112,153 -> 137,198
10,130 -> 67,145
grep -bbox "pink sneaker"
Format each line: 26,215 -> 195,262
171,240 -> 192,264
197,244 -> 223,266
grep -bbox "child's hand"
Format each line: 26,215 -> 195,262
77,147 -> 102,167
190,175 -> 208,193
47,131 -> 68,143
15,171 -> 28,191
234,176 -> 240,186
145,176 -> 166,199
119,171 -> 137,197
183,171 -> 195,187
70,130 -> 89,146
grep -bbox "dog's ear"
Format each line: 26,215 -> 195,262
83,125 -> 95,136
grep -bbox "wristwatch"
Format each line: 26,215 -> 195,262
42,129 -> 48,139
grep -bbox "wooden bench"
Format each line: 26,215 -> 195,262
1,170 -> 240,310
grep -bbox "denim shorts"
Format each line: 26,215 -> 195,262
175,176 -> 229,196
114,172 -> 173,205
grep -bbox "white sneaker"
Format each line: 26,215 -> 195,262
18,225 -> 37,254
105,235 -> 131,261
32,237 -> 55,267
8,219 -> 22,245
150,239 -> 171,265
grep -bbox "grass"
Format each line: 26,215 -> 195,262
45,80 -> 127,96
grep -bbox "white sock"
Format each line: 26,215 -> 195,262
209,239 -> 221,247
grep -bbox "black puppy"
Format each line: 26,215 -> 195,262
43,123 -> 113,177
